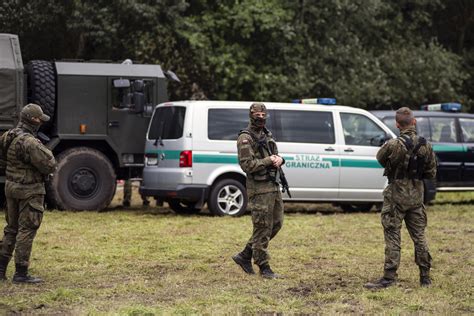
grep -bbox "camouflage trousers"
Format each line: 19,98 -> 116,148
123,179 -> 148,204
381,199 -> 432,280
246,191 -> 284,266
0,194 -> 44,266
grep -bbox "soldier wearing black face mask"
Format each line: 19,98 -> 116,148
232,103 -> 285,279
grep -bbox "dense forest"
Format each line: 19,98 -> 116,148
1,0 -> 473,111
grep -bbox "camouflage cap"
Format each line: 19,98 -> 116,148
249,102 -> 267,116
21,103 -> 50,122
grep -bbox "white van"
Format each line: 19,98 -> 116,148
140,100 -> 396,216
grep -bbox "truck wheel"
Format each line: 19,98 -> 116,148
208,179 -> 247,217
168,199 -> 201,215
47,147 -> 116,211
26,60 -> 56,130
340,203 -> 374,212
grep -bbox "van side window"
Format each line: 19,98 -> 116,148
208,109 -> 273,140
459,118 -> 474,143
274,110 -> 335,144
430,117 -> 457,143
341,113 -> 385,146
148,106 -> 185,140
416,117 -> 431,140
382,117 -> 399,135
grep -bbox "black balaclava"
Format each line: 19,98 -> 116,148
249,102 -> 267,131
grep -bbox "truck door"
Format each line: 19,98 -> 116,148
108,78 -> 154,167
459,117 -> 474,186
338,112 -> 387,201
274,109 -> 339,200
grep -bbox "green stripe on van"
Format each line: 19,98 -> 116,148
341,159 -> 382,168
192,154 -> 381,168
432,144 -> 466,152
145,150 -> 181,160
193,154 -> 238,164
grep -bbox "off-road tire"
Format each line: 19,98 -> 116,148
168,199 -> 201,215
46,147 -> 116,211
26,60 -> 56,131
208,178 -> 247,217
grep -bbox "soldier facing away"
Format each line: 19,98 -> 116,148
232,102 -> 285,279
0,103 -> 57,283
365,107 -> 437,289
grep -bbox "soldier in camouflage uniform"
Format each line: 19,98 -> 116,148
365,107 -> 437,289
232,103 -> 285,279
0,104 -> 57,283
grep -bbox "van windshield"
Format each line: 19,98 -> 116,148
148,106 -> 186,140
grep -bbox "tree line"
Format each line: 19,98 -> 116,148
1,0 -> 473,111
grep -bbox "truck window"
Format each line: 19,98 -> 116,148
112,79 -> 154,110
208,108 -> 273,140
459,118 -> 474,142
274,110 -> 335,144
430,117 -> 457,143
148,106 -> 185,140
341,113 -> 385,146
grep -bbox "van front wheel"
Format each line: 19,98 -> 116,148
208,179 -> 247,217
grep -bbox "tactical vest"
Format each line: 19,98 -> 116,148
5,130 -> 45,185
391,134 -> 427,181
0,128 -> 25,171
239,128 -> 278,182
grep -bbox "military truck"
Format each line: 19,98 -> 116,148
0,33 -> 178,210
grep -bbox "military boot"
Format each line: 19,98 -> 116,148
232,245 -> 255,274
0,257 -> 9,281
12,264 -> 43,284
364,277 -> 396,289
420,268 -> 431,287
258,263 -> 282,279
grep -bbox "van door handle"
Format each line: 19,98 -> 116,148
344,148 -> 354,152
108,121 -> 119,127
324,147 -> 335,152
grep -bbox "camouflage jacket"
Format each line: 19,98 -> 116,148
376,126 -> 437,206
237,125 -> 279,197
1,122 -> 57,198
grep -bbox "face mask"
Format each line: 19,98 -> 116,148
250,115 -> 266,129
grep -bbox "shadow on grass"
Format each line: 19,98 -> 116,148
432,199 -> 474,206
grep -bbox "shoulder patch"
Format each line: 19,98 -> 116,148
242,139 -> 249,144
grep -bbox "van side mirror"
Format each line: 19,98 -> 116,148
113,79 -> 130,88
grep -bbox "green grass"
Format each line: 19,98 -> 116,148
0,189 -> 472,314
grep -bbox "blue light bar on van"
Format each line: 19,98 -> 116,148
291,98 -> 337,105
421,103 -> 461,112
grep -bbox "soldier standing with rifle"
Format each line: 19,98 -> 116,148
365,107 -> 437,289
232,102 -> 287,279
0,104 -> 57,284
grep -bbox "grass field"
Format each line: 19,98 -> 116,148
0,188 -> 472,315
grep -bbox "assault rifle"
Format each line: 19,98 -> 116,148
257,134 -> 292,198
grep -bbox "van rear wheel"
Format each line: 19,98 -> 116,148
168,199 -> 201,214
208,179 -> 247,217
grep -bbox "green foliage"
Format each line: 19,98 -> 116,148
0,0 -> 472,110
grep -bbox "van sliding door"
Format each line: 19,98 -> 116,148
274,109 -> 339,200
